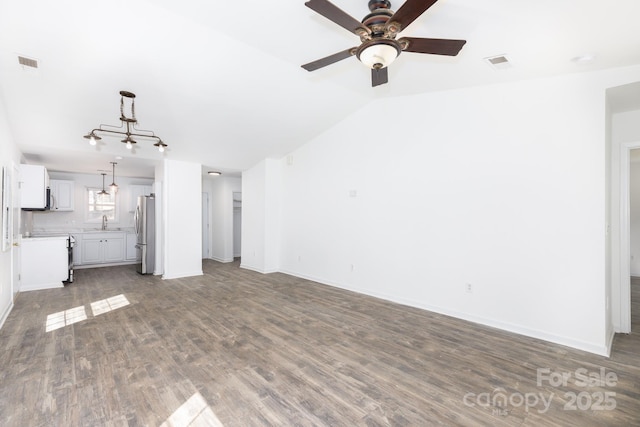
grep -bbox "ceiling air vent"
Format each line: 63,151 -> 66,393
18,56 -> 38,68
484,54 -> 512,70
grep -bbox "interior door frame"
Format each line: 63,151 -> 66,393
11,162 -> 21,297
615,141 -> 640,333
202,192 -> 209,259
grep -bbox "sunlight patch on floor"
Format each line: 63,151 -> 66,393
160,392 -> 223,427
45,306 -> 87,332
45,294 -> 131,332
90,294 -> 130,316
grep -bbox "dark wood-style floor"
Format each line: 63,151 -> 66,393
1,260 -> 639,426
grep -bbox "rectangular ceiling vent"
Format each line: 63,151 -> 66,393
484,54 -> 513,70
18,55 -> 38,68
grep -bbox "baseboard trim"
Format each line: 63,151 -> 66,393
211,256 -> 234,263
0,300 -> 14,331
20,282 -> 65,292
162,270 -> 203,280
605,329 -> 616,357
75,261 -> 137,269
240,263 -> 278,274
279,268 -> 610,357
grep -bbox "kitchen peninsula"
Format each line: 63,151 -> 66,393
21,235 -> 68,291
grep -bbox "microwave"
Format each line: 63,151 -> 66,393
22,187 -> 51,211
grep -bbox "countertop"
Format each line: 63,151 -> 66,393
28,228 -> 135,235
22,234 -> 70,240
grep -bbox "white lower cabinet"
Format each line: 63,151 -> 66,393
21,236 -> 68,291
126,232 -> 140,261
80,233 -> 125,265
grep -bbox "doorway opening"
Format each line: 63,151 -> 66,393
615,141 -> 640,335
627,148 -> 640,333
233,192 -> 242,260
202,192 -> 209,259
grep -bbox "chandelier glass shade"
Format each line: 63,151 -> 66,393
84,91 -> 167,153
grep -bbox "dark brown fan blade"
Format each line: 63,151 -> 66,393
305,0 -> 365,35
302,48 -> 356,71
400,37 -> 466,56
388,0 -> 439,32
371,67 -> 388,87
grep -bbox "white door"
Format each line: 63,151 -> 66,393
11,163 -> 21,296
233,192 -> 242,258
233,207 -> 242,258
202,192 -> 209,259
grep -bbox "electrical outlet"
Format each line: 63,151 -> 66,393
466,283 -> 473,293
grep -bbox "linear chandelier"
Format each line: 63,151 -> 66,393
84,90 -> 167,153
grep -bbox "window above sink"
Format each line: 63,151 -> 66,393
86,187 -> 118,223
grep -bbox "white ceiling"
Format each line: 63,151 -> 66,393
1,0 -> 639,178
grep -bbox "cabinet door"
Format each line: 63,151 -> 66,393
82,238 -> 102,264
72,235 -> 82,265
103,238 -> 125,263
51,180 -> 74,211
129,184 -> 152,213
20,164 -> 48,209
125,233 -> 139,261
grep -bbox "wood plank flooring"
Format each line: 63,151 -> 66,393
0,260 -> 639,426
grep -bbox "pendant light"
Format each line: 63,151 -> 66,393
98,173 -> 109,201
109,162 -> 118,194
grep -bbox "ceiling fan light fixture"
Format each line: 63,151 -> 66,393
356,39 -> 401,69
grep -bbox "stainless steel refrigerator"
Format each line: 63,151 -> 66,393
134,194 -> 155,274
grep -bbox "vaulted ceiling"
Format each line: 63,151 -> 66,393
1,0 -> 639,178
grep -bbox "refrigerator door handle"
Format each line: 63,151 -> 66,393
134,205 -> 140,235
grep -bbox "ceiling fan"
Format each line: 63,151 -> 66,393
302,0 -> 466,87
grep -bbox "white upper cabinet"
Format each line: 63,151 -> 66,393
129,184 -> 152,213
20,164 -> 49,209
50,179 -> 75,211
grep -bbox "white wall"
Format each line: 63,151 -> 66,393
241,159 -> 281,273
154,163 -> 164,275
0,93 -> 21,328
205,175 -> 241,262
241,65 -> 640,356
162,159 -> 202,279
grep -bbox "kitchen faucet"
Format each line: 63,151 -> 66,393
102,215 -> 108,230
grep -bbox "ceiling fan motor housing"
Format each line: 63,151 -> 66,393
362,1 -> 394,37
368,0 -> 391,11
